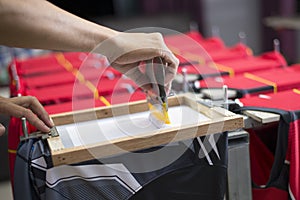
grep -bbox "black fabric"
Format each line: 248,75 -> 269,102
14,133 -> 228,200
240,107 -> 291,191
236,86 -> 274,98
130,164 -> 227,200
130,133 -> 228,200
46,179 -> 132,200
14,139 -> 40,200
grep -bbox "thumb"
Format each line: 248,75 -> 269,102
0,123 -> 5,136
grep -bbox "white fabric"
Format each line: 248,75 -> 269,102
46,163 -> 142,192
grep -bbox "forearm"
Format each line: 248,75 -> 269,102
0,0 -> 118,52
0,0 -> 179,96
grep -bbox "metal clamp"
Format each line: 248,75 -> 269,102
20,126 -> 59,142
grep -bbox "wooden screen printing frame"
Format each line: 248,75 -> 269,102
48,94 -> 244,166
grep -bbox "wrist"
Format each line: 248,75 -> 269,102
96,26 -> 119,42
92,29 -> 122,61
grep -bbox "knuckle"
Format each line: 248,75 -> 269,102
22,108 -> 33,118
157,48 -> 164,57
28,95 -> 38,103
152,32 -> 163,39
151,32 -> 164,44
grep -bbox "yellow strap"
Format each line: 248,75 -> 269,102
210,63 -> 235,77
184,52 -> 206,65
168,45 -> 206,65
55,53 -> 111,106
71,69 -> 85,83
99,96 -> 111,106
85,80 -> 100,99
169,45 -> 237,76
168,45 -> 181,55
244,72 -> 277,93
293,88 -> 300,95
55,53 -> 73,71
85,80 -> 97,92
8,149 -> 17,154
246,47 -> 253,56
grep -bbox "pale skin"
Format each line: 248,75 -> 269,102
0,0 -> 179,136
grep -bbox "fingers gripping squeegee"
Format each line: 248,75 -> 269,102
146,57 -> 170,128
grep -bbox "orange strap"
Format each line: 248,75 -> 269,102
55,53 -> 73,71
168,46 -> 181,55
244,72 -> 277,93
211,63 -> 235,77
184,52 -> 206,65
168,45 -> 206,65
169,45 -> 237,76
293,88 -> 300,95
246,47 -> 253,56
99,96 -> 111,106
55,53 -> 111,106
8,149 -> 17,154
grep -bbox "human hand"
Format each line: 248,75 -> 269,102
98,32 -> 179,94
0,96 -> 54,136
